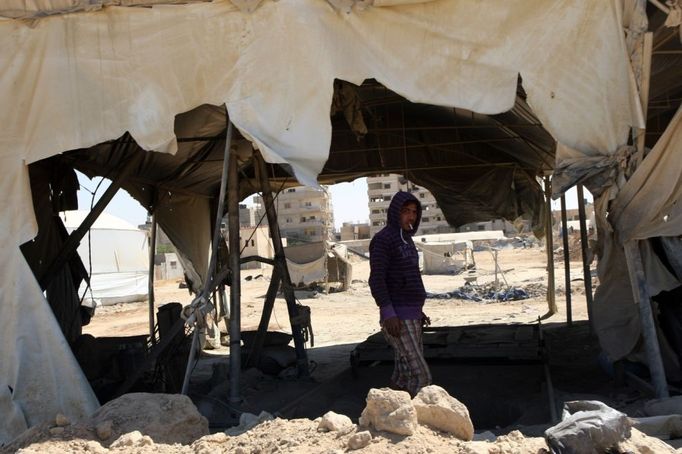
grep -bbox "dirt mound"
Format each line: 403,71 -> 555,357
11,422 -> 675,454
7,399 -> 676,454
4,393 -> 208,453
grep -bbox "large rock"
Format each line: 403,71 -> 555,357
358,388 -> 418,436
90,393 -> 209,445
412,385 -> 474,440
318,411 -> 353,432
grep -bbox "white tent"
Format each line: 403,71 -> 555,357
59,210 -> 149,306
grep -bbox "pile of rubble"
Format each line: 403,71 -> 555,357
4,387 -> 678,454
427,282 -> 547,303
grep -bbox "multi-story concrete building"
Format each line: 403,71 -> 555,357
252,186 -> 333,244
239,203 -> 260,228
368,174 -> 457,237
368,174 -> 519,237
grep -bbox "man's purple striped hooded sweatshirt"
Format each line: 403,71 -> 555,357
368,191 -> 426,322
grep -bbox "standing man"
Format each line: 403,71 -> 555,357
369,190 -> 432,396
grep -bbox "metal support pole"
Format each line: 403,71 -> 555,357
227,140 -> 242,403
148,213 -> 158,341
577,185 -> 594,326
624,241 -> 669,398
560,196 -> 572,326
543,176 -> 557,317
182,120 -> 234,395
254,151 -> 310,377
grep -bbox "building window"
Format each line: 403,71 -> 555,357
422,217 -> 429,223
287,188 -> 296,193
170,261 -> 177,269
300,217 -> 306,222
383,183 -> 391,189
305,201 -> 312,207
478,225 -> 486,231
383,195 -> 391,201
284,202 -> 291,209
419,193 -> 425,198
251,239 -> 255,247
372,209 -> 380,214
309,215 -> 316,220
286,218 -> 292,223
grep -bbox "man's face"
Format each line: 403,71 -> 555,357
399,202 -> 418,231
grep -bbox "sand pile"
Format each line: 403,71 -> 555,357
5,388 -> 678,454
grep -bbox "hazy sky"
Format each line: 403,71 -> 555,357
76,172 -> 589,230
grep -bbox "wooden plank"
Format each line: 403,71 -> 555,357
624,240 -> 669,398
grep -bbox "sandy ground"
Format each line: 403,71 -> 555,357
84,246 -> 591,344
83,245 -> 592,386
9,245 -> 682,453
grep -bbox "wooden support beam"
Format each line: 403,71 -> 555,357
240,255 -> 276,266
624,241 -> 670,398
634,32 -> 653,167
254,150 -> 310,378
542,176 -> 557,318
38,154 -> 139,289
576,185 -> 594,328
228,144 -> 242,403
148,213 -> 158,342
560,196 -> 572,326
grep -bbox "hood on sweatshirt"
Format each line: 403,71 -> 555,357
386,191 -> 422,236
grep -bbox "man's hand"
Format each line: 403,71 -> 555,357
383,317 -> 401,337
421,313 -> 431,328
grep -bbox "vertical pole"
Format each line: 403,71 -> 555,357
634,32 -> 653,167
255,151 -> 310,377
544,176 -> 557,315
577,185 -> 593,326
148,213 -> 158,342
494,249 -> 499,289
228,147 -> 242,403
182,120 -> 233,395
624,241 -> 669,398
560,196 -> 572,326
218,284 -> 229,335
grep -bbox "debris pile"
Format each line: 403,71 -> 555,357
6,389 -> 678,453
427,282 -> 546,302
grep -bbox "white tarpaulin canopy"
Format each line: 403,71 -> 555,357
0,0 -> 649,444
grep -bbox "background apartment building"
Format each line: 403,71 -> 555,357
367,174 -> 518,237
251,186 -> 334,244
368,174 -> 457,237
